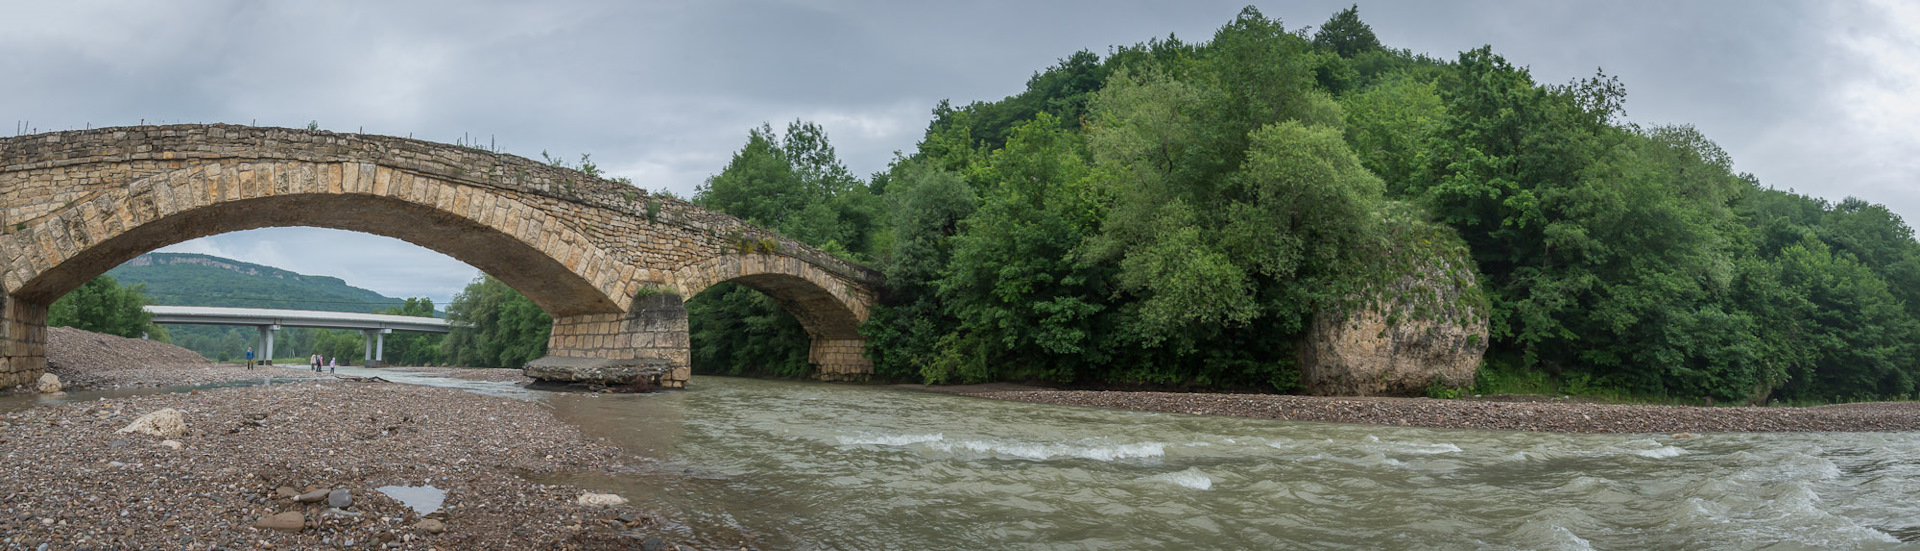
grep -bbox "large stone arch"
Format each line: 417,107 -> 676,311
0,124 -> 883,390
3,161 -> 627,314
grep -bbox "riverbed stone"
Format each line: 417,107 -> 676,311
293,488 -> 329,503
34,373 -> 59,393
576,492 -> 628,506
414,518 -> 446,534
116,408 -> 186,438
255,511 -> 304,533
327,488 -> 351,508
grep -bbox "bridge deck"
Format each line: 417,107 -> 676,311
144,305 -> 450,333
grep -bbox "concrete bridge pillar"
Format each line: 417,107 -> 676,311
260,325 -> 279,364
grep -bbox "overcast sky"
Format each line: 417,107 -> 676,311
5,0 -> 1916,305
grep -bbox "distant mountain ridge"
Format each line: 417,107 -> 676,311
108,252 -> 409,313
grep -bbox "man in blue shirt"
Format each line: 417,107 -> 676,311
244,347 -> 256,370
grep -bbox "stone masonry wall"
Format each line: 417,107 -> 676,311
0,295 -> 47,390
545,294 -> 693,388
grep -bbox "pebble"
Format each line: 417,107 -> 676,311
328,488 -> 352,508
255,511 -> 304,533
293,488 -> 330,503
414,518 -> 446,534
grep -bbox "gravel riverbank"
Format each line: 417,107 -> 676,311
0,381 -> 722,550
960,389 -> 1920,434
40,327 -> 325,391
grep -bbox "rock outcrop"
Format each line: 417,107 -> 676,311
1298,208 -> 1490,396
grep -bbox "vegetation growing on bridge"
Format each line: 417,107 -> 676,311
688,5 -> 1920,404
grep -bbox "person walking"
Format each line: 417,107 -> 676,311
310,353 -> 321,373
244,347 -> 255,370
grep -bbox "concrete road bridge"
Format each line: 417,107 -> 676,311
0,125 -> 881,390
144,305 -> 451,364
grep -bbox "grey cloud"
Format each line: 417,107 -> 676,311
7,0 -> 1914,302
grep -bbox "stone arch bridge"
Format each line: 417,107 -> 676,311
0,125 -> 881,390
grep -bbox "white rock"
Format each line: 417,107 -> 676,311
160,440 -> 184,450
36,373 -> 61,393
575,492 -> 627,506
116,408 -> 187,438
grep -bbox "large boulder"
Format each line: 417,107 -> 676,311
1299,208 -> 1490,396
117,408 -> 188,438
36,373 -> 61,393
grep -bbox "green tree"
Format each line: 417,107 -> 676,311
1311,5 -> 1384,58
931,114 -> 1112,383
441,276 -> 551,368
377,297 -> 445,366
48,275 -> 161,339
862,161 -> 977,380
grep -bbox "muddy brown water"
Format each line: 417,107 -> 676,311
14,368 -> 1920,549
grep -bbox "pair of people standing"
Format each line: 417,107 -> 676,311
309,353 -> 326,373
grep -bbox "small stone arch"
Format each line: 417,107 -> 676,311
666,253 -> 875,380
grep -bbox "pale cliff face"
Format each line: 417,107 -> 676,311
1298,239 -> 1489,397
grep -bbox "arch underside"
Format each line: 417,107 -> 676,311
723,273 -> 864,340
12,192 -> 622,318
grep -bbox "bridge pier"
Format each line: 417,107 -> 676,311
533,292 -> 874,387
361,328 -> 389,364
0,295 -> 49,390
536,293 -> 692,388
809,339 -> 872,382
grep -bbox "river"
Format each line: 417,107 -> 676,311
535,376 -> 1920,550
10,371 -> 1917,549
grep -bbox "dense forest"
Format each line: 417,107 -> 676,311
682,6 -> 1920,404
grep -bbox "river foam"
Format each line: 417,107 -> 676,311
1142,467 -> 1213,490
835,431 -> 1169,462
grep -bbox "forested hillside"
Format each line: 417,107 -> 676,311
683,6 -> 1920,404
102,253 -> 440,363
109,253 -> 406,312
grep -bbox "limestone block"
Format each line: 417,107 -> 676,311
523,355 -> 671,385
118,408 -> 188,438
